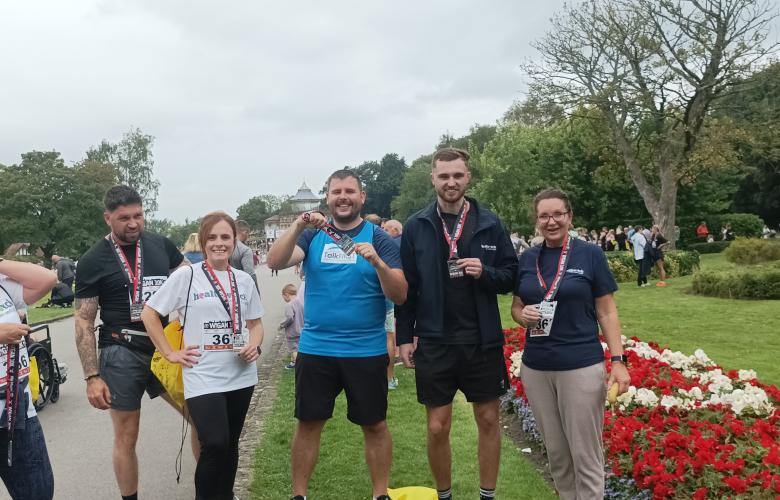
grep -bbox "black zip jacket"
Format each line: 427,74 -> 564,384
395,198 -> 518,348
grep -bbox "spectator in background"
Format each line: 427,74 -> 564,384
280,283 -> 303,369
696,221 -> 709,241
615,226 -> 628,251
182,233 -> 204,264
51,255 -> 76,289
630,225 -> 649,287
723,224 -> 735,241
650,225 -> 669,287
605,229 -> 616,251
231,220 -> 260,286
674,225 -> 680,246
382,219 -> 403,390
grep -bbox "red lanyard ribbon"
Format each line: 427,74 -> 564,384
536,233 -> 571,302
302,212 -> 357,255
437,200 -> 471,259
202,262 -> 242,335
108,235 -> 144,304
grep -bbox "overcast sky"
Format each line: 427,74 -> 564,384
4,0 -> 749,223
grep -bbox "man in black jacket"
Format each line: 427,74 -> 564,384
396,147 -> 517,500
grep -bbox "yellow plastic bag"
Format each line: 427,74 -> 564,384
150,320 -> 185,409
387,487 -> 438,500
29,355 -> 40,402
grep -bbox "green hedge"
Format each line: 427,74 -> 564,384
677,213 -> 764,247
687,241 -> 732,254
724,238 -> 780,265
691,262 -> 780,300
606,250 -> 700,283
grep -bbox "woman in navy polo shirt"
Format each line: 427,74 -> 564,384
511,188 -> 630,500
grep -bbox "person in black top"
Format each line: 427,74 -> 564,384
396,148 -> 517,500
74,186 -> 191,500
650,225 -> 669,286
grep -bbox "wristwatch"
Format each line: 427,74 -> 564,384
610,354 -> 628,364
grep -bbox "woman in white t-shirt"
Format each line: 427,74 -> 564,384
0,258 -> 57,500
142,212 -> 264,500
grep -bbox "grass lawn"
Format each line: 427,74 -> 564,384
26,294 -> 74,325
251,367 -> 556,500
499,253 -> 780,386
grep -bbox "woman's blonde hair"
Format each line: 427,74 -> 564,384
182,233 -> 201,253
282,284 -> 298,295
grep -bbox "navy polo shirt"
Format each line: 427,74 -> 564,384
514,238 -> 618,371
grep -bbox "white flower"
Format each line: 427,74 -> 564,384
738,369 -> 757,381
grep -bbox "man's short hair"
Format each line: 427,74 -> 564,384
104,185 -> 142,212
431,147 -> 470,169
364,214 -> 382,225
235,220 -> 251,233
326,169 -> 362,192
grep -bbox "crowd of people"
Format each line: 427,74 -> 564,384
1,147 -> 634,500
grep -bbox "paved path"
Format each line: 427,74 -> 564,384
1,265 -> 298,500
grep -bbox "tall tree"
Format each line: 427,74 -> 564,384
86,127 -> 161,214
236,195 -> 288,231
390,155 -> 435,221
352,153 -> 408,217
525,0 -> 777,242
0,152 -> 115,262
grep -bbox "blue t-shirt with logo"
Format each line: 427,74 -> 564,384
296,220 -> 401,357
514,238 -> 618,371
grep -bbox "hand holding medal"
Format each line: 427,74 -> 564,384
302,211 -> 357,256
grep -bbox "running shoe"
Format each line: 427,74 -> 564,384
388,377 -> 399,390
285,361 -> 296,369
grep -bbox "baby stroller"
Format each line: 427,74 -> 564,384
41,282 -> 74,308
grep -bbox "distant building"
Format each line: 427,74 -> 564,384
264,182 -> 322,243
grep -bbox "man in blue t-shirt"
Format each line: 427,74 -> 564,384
267,170 -> 407,500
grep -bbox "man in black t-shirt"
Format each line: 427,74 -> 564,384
396,148 -> 517,500
74,185 -> 188,500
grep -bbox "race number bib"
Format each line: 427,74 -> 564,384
0,345 -> 31,389
529,300 -> 557,338
202,320 -> 235,351
140,276 -> 166,303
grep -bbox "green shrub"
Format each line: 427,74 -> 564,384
724,238 -> 780,265
606,250 -> 700,283
677,213 -> 764,247
688,241 -> 732,254
691,262 -> 780,300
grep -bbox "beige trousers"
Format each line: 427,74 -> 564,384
520,362 -> 606,500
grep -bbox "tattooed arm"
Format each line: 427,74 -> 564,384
74,296 -> 111,410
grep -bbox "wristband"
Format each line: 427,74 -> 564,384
610,354 -> 628,364
84,373 -> 100,381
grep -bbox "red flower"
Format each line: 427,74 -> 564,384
692,487 -> 708,500
764,445 -> 780,466
722,475 -> 748,494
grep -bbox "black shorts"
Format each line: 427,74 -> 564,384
414,341 -> 508,407
100,344 -> 165,411
294,353 -> 388,426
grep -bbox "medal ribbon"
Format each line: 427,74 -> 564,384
437,200 -> 471,259
201,262 -> 242,336
536,232 -> 572,302
5,344 -> 20,465
303,212 -> 348,244
108,235 -> 144,305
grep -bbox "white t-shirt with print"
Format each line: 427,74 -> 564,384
0,275 -> 36,420
146,265 -> 263,399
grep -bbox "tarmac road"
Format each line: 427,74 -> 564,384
0,264 -> 295,500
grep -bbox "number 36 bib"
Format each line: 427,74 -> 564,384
529,300 -> 557,337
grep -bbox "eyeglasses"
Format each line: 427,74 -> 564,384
537,211 -> 570,224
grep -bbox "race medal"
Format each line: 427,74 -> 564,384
448,259 -> 464,279
232,333 -> 246,352
438,200 -> 471,279
334,233 -> 356,256
129,302 -> 144,322
531,234 -> 571,339
529,300 -> 557,337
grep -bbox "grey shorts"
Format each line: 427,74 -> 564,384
99,344 -> 165,411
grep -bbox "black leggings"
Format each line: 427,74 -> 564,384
187,386 -> 254,500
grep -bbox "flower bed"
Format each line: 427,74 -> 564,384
502,327 -> 780,499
